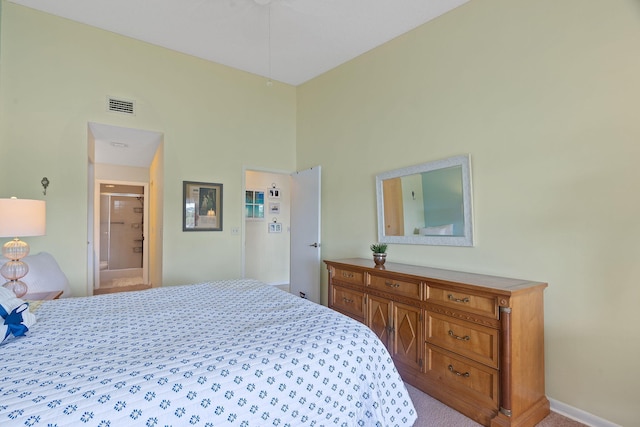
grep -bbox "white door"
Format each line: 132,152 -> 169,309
290,166 -> 321,304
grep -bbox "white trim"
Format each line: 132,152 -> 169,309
549,398 -> 621,427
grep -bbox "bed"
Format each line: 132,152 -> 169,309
1,279 -> 417,426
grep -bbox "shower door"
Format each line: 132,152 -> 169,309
101,194 -> 144,270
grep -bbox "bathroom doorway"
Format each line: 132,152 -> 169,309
87,121 -> 163,296
97,183 -> 149,291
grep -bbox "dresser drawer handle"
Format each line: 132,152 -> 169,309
385,281 -> 400,288
448,294 -> 470,303
448,364 -> 470,378
341,272 -> 355,278
448,330 -> 470,341
342,297 -> 354,304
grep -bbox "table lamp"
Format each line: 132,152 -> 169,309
0,197 -> 46,297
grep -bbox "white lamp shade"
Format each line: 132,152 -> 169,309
0,198 -> 46,237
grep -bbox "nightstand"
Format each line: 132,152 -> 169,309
23,291 -> 63,301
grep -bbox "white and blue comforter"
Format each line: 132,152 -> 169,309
1,280 -> 416,426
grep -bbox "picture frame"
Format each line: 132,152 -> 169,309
183,181 -> 223,231
269,202 -> 280,214
269,222 -> 282,233
268,188 -> 280,199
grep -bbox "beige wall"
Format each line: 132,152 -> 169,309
297,0 -> 640,425
0,1 -> 297,294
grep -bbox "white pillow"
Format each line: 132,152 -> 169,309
419,224 -> 454,236
0,252 -> 72,297
0,286 -> 37,344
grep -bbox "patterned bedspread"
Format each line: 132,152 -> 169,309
1,280 -> 416,426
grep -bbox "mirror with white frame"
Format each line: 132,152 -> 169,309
375,154 -> 474,246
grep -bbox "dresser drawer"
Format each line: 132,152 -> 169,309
369,274 -> 423,300
426,312 -> 499,368
424,344 -> 499,409
333,267 -> 365,286
331,285 -> 365,320
427,285 -> 498,319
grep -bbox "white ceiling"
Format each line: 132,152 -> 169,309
89,122 -> 162,168
10,0 -> 470,86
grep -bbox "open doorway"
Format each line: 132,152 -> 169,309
97,183 -> 148,292
243,166 -> 321,303
87,122 -> 163,296
244,169 -> 291,290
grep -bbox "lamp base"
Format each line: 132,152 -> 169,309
3,280 -> 28,298
2,238 -> 30,261
1,238 -> 31,297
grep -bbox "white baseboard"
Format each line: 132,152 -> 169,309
549,398 -> 621,427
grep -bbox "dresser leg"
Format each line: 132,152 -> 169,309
499,307 -> 513,416
491,397 -> 550,427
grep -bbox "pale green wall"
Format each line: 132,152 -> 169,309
0,2 -> 297,294
297,0 -> 640,425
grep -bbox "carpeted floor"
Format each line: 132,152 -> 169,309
105,276 -> 144,288
405,383 -> 587,427
94,282 -> 151,295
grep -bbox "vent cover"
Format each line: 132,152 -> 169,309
107,97 -> 136,115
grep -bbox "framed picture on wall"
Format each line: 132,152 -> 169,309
269,202 -> 280,214
183,181 -> 223,231
269,222 -> 282,233
268,187 -> 280,199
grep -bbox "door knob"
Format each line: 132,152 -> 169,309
309,243 -> 320,248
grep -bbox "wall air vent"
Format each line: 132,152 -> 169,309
107,97 -> 136,115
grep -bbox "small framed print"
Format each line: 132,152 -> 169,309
268,188 -> 281,199
269,202 -> 280,214
269,222 -> 282,233
183,181 -> 223,231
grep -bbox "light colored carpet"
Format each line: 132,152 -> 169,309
108,276 -> 144,288
405,383 -> 587,427
94,282 -> 151,295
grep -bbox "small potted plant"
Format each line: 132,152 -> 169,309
370,243 -> 388,267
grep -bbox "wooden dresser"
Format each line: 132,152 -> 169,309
325,258 -> 549,427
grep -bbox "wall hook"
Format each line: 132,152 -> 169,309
41,177 -> 50,195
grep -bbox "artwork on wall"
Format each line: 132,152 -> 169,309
269,222 -> 282,233
268,187 -> 280,198
245,190 -> 265,220
269,202 -> 280,214
183,181 -> 223,231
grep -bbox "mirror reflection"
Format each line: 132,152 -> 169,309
376,155 -> 474,246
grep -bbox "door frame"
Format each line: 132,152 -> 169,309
241,166 -> 322,303
92,179 -> 149,292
